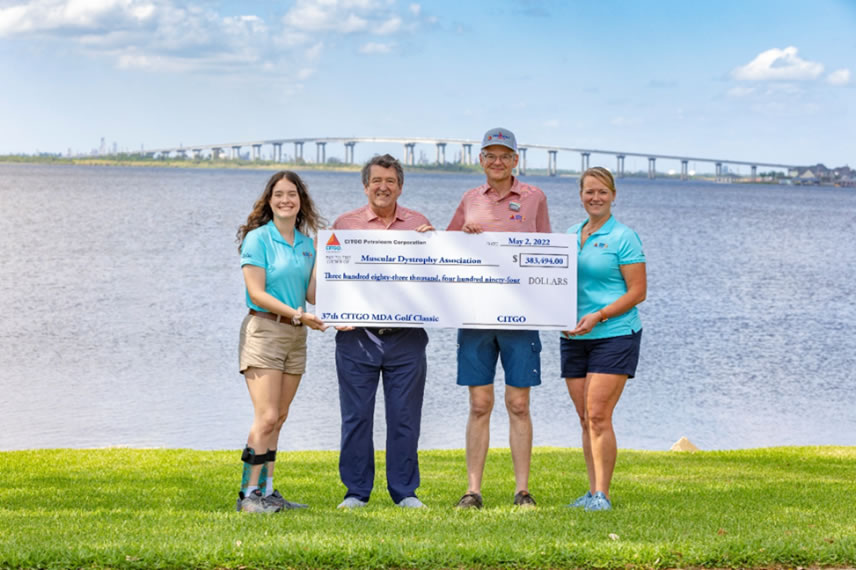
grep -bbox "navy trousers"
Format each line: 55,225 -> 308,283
335,327 -> 428,503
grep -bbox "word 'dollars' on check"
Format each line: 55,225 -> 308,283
316,230 -> 576,330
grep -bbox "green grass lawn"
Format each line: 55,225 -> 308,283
1,446 -> 854,569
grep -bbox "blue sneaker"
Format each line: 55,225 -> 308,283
567,490 -> 592,508
585,491 -> 612,511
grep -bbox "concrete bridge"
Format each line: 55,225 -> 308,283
137,136 -> 798,181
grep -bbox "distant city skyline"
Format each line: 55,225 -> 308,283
1,0 -> 854,169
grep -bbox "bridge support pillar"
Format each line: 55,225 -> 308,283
272,143 -> 282,162
518,147 -> 527,175
462,143 -> 472,165
548,150 -> 558,176
344,142 -> 356,164
406,143 -> 416,165
252,144 -> 262,161
751,165 -> 757,182
681,159 -> 689,181
316,142 -> 326,164
192,149 -> 202,160
616,155 -> 625,178
581,152 -> 590,174
435,142 -> 446,164
176,149 -> 187,159
231,145 -> 241,160
648,157 -> 656,179
715,162 -> 722,179
294,142 -> 304,161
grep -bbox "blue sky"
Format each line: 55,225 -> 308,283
1,0 -> 854,171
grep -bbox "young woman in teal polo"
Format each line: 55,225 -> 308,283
561,166 -> 647,512
234,171 -> 327,513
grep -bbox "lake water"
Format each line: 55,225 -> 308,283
1,163 -> 855,452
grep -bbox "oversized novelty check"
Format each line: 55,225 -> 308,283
316,230 -> 576,330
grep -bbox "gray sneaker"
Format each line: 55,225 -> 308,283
337,496 -> 368,509
239,489 -> 281,513
396,496 -> 425,508
267,489 -> 308,510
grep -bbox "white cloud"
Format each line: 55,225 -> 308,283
304,42 -> 324,62
283,0 -> 371,33
117,52 -> 154,69
764,83 -> 802,95
732,46 -> 824,81
0,0 -> 420,78
282,0 -> 416,38
543,119 -> 559,128
827,68 -> 851,86
610,116 -> 641,127
375,16 -> 401,35
359,41 -> 392,54
0,0 -> 157,36
727,86 -> 756,97
0,0 -> 282,74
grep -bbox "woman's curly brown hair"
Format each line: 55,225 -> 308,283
236,171 -> 326,252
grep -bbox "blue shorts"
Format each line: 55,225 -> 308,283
457,329 -> 542,388
560,329 -> 642,379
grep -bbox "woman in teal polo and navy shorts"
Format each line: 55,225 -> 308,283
235,171 -> 327,513
562,166 -> 647,512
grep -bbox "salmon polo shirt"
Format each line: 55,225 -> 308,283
333,204 -> 431,230
446,177 -> 551,233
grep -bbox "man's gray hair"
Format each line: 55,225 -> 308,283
361,154 -> 404,187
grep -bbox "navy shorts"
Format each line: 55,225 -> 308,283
457,329 -> 541,388
560,329 -> 642,379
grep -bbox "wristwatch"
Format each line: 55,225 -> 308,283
292,313 -> 303,326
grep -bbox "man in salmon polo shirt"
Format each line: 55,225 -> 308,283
332,153 -> 434,509
447,128 -> 552,509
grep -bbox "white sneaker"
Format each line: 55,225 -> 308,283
396,496 -> 425,508
337,497 -> 368,509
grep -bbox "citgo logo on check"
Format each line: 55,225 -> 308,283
326,233 -> 342,252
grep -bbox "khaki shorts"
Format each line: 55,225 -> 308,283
239,313 -> 308,375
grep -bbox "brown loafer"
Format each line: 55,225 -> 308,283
513,491 -> 536,507
455,492 -> 483,509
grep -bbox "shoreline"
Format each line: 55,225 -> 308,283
2,443 -> 853,453
1,155 -> 805,182
0,155 -> 483,175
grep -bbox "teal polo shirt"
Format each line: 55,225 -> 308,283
566,216 -> 645,340
240,221 -> 315,311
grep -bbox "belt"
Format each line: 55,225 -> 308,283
365,327 -> 399,336
249,309 -> 302,326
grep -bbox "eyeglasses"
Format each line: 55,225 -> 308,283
481,152 -> 516,164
